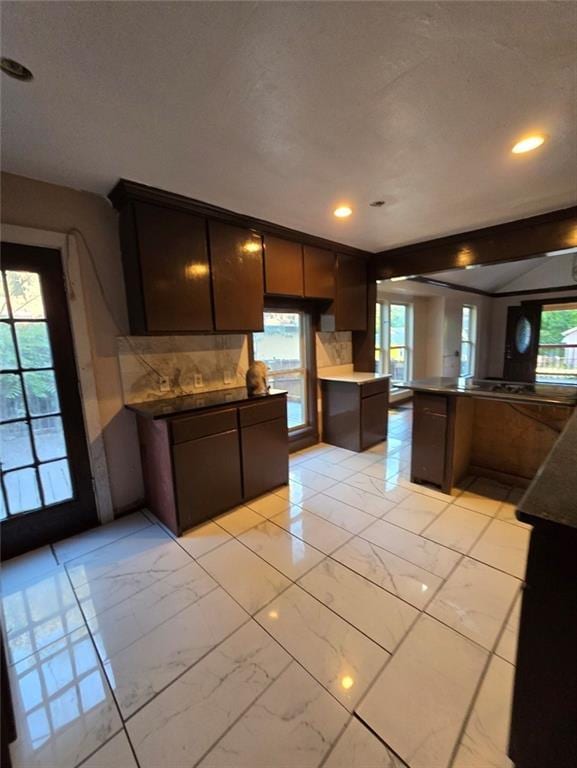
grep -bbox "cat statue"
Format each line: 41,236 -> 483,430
246,360 -> 269,395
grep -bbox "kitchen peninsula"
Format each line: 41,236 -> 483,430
128,388 -> 288,535
408,378 -> 577,493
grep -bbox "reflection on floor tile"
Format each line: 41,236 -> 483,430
9,627 -> 121,768
299,558 -> 418,652
302,494 -> 376,534
198,662 -> 348,767
384,491 -> 447,534
81,732 -> 137,768
453,655 -> 515,768
214,505 -> 264,536
269,506 -> 353,555
300,456 -> 358,481
495,590 -> 522,665
289,466 -> 338,492
239,520 -> 326,580
423,504 -> 491,553
2,567 -> 84,665
245,492 -> 290,518
256,584 -> 388,711
322,482 -> 397,518
1,546 -> 58,594
275,480 -> 318,505
199,538 -> 290,614
127,621 -> 290,768
426,557 -> 520,649
177,520 -> 232,559
469,519 -> 530,578
324,716 -> 405,768
357,616 -> 488,768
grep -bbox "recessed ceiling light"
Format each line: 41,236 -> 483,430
512,135 -> 546,154
0,57 -> 33,81
334,205 -> 352,218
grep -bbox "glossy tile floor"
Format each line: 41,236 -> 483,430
1,405 -> 531,768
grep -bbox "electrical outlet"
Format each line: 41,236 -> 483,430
194,373 -> 203,388
159,376 -> 170,393
223,370 -> 232,385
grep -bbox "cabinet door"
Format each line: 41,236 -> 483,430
264,236 -> 304,297
334,253 -> 367,331
411,394 -> 448,487
209,221 -> 264,331
361,392 -> 388,449
303,246 -> 335,299
133,202 -> 213,332
173,430 -> 242,531
241,418 -> 288,500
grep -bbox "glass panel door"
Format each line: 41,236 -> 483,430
253,311 -> 308,430
1,243 -> 97,558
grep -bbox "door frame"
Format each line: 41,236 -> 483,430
2,224 -> 113,525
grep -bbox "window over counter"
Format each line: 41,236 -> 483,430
253,311 -> 310,430
460,304 -> 477,377
536,302 -> 577,383
375,301 -> 413,384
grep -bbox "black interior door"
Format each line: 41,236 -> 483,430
503,304 -> 541,382
1,243 -> 97,559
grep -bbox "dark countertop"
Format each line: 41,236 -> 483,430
407,377 -> 577,406
517,409 -> 577,529
126,387 -> 287,419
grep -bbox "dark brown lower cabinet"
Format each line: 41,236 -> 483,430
173,430 -> 242,531
411,393 -> 449,487
321,377 -> 389,452
136,394 -> 288,535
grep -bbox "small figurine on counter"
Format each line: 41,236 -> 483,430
246,360 -> 269,395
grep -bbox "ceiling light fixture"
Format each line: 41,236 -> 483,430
512,135 -> 546,154
0,57 -> 33,81
334,205 -> 352,219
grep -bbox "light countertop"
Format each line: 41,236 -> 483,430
318,372 -> 391,385
407,377 -> 577,406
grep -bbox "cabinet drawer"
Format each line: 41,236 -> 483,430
361,379 -> 389,398
239,397 -> 286,427
171,408 -> 237,444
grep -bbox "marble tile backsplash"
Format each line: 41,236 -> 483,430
316,332 -> 353,370
118,335 -> 249,404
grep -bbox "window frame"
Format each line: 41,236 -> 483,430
460,304 -> 477,378
375,300 -> 413,384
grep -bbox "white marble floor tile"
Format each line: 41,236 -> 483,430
8,627 -> 121,768
301,494 -> 376,534
289,466 -> 338,492
426,558 -> 520,650
177,520 -> 232,559
269,506 -> 353,555
423,505 -> 491,554
344,473 -> 413,504
321,446 -> 360,464
331,537 -> 442,610
362,456 -> 407,481
198,538 -> 291,614
323,482 -> 397,518
338,452 -> 382,472
214,505 -> 265,536
456,478 -> 511,517
245,492 -> 291,518
291,443 -> 335,463
52,512 -> 152,563
384,492 -> 448,533
198,661 -> 348,768
87,560 -> 217,661
103,586 -> 247,718
495,590 -> 522,665
324,717 -> 405,768
357,615 -> 488,768
67,526 -> 192,620
299,558 -> 418,652
397,478 -> 458,504
127,621 -> 290,768
239,520 -> 326,580
495,499 -> 532,529
255,584 -> 388,711
469,519 -> 530,578
81,732 -> 137,768
1,546 -> 58,594
275,480 -> 318,505
300,456 -> 358,481
360,518 -> 462,578
453,655 -> 515,768
2,566 -> 84,666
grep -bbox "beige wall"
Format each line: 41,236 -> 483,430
1,172 -> 144,512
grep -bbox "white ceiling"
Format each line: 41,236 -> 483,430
2,1 -> 576,251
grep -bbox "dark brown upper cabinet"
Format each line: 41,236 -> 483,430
264,235 -> 304,297
123,202 -> 213,334
321,253 -> 368,331
209,220 -> 264,332
303,246 -> 335,299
